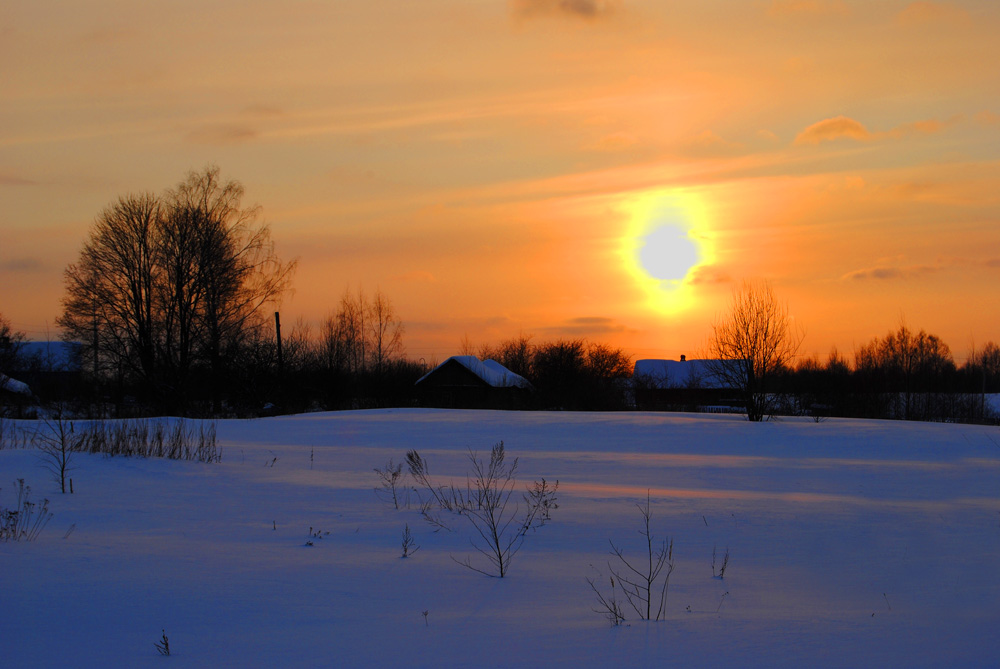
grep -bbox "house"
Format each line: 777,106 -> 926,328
0,372 -> 34,416
633,356 -> 740,411
415,356 -> 532,409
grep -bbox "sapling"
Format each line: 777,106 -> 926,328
590,492 -> 674,622
374,458 -> 407,509
712,545 -> 730,579
35,412 -> 81,494
409,443 -> 556,577
401,524 -> 419,558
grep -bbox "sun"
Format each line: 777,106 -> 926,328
621,190 -> 713,314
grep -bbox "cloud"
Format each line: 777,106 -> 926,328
679,130 -> 744,157
585,132 -> 638,152
794,115 -> 948,146
392,270 -> 437,283
0,258 -> 44,273
767,0 -> 850,17
512,0 -> 620,21
840,264 -> 939,281
794,116 -> 870,145
895,2 -> 970,27
887,118 -> 947,139
686,265 -> 731,285
975,110 -> 1000,126
242,105 -> 285,117
539,316 -> 629,336
0,173 -> 37,186
186,124 -> 258,145
986,259 -> 1000,269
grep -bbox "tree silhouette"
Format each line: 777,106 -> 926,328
708,280 -> 802,421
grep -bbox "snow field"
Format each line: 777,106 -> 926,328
2,409 -> 999,667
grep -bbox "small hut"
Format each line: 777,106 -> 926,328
415,356 -> 532,409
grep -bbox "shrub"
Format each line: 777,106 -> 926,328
0,479 -> 53,542
589,493 -> 674,622
407,442 -> 557,578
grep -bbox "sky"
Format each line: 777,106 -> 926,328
3,0 -> 1000,364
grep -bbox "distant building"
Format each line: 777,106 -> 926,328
0,372 -> 34,416
415,356 -> 532,409
633,357 -> 740,412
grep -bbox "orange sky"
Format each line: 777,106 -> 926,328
3,0 -> 1000,364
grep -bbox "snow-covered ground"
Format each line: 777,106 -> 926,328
3,409 -> 999,667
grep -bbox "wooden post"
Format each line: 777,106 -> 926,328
275,311 -> 284,375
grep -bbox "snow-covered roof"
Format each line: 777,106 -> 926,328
633,358 -> 727,389
0,373 -> 32,396
417,356 -> 532,389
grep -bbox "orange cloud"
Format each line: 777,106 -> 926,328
512,0 -> 620,20
686,265 -> 731,286
392,270 -> 438,283
0,173 -> 37,186
186,124 -> 258,145
975,110 -> 1000,126
841,264 -> 940,281
585,132 -> 638,152
682,130 -> 744,156
767,0 -> 850,17
795,115 -> 948,146
794,116 -> 870,145
896,1 -> 970,27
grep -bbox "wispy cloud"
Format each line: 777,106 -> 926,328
585,132 -> 638,153
795,115 -> 948,146
0,258 -> 44,273
686,266 -> 731,286
895,2 -> 970,27
975,110 -> 1000,126
392,270 -> 438,283
540,316 -> 629,336
767,0 -> 850,18
682,130 -> 745,156
0,173 -> 38,186
512,0 -> 620,21
794,116 -> 871,145
186,124 -> 258,145
841,264 -> 939,281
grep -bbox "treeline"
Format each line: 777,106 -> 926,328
470,336 -> 633,410
776,326 -> 1000,423
272,333 -> 633,413
259,287 -> 423,413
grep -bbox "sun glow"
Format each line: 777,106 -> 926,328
622,190 -> 714,315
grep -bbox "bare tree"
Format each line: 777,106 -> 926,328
707,280 -> 802,421
59,193 -> 161,388
36,411 -> 81,494
367,288 -> 405,376
58,167 -> 296,414
162,167 -> 296,411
